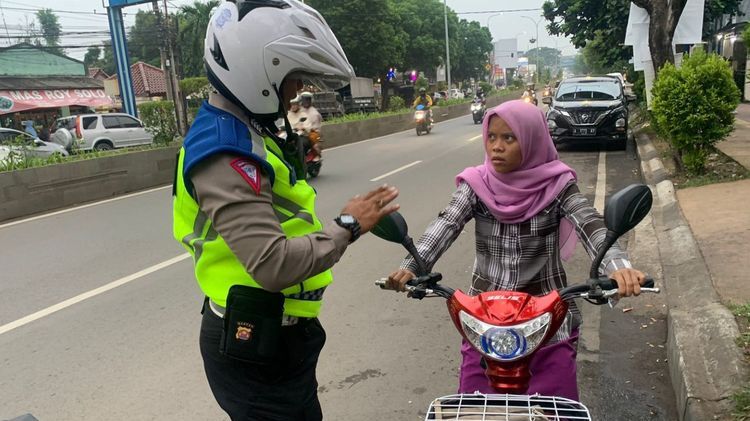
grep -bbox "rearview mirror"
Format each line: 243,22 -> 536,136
542,96 -> 552,105
604,184 -> 653,237
372,212 -> 430,276
371,212 -> 409,244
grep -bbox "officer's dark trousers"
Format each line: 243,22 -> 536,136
200,302 -> 326,421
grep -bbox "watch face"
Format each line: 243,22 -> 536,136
340,214 -> 355,224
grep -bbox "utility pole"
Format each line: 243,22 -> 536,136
162,0 -> 188,135
521,16 -> 542,84
154,1 -> 174,102
443,0 -> 451,91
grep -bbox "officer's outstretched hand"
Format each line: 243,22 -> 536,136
341,184 -> 400,233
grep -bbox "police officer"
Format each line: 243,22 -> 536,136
172,1 -> 399,419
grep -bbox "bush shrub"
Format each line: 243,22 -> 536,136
651,49 -> 740,174
138,101 -> 177,145
387,96 -> 406,111
479,81 -> 494,96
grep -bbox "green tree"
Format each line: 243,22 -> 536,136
128,10 -> 162,67
544,0 -> 743,73
308,0 -> 406,78
651,50 -> 740,173
390,0 -> 460,81
543,0 -> 631,73
100,41 -> 117,76
84,46 -> 102,70
180,76 -> 210,99
453,19 -> 493,84
177,0 -> 219,78
522,46 -> 562,68
36,9 -> 62,55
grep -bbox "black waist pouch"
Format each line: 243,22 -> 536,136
219,284 -> 285,364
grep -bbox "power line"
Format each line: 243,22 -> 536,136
0,1 -> 122,17
455,8 -> 543,15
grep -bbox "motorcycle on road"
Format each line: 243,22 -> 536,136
304,129 -> 322,178
471,98 -> 486,124
277,117 -> 323,179
372,184 -> 658,420
414,104 -> 432,136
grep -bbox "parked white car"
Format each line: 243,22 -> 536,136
0,128 -> 68,164
55,113 -> 153,151
449,89 -> 464,99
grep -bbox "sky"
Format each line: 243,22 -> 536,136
0,0 -> 578,61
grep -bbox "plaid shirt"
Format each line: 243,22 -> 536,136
401,181 -> 631,342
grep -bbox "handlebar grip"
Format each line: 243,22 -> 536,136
598,278 -> 618,290
598,276 -> 655,290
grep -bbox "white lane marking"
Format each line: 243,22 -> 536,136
467,134 -> 482,142
370,160 -> 422,182
594,150 -> 607,212
580,150 -> 607,362
0,185 -> 172,230
0,253 -> 191,336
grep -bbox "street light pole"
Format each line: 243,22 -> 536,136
520,16 -> 542,84
486,12 -> 503,34
443,0 -> 451,91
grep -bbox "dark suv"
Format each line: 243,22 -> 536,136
544,76 -> 632,149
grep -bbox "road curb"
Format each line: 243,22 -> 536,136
635,130 -> 747,421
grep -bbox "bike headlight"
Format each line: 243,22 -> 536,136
459,311 -> 551,361
471,104 -> 481,111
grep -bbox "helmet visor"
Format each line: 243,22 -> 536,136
289,71 -> 351,92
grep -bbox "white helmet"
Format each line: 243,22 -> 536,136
204,0 -> 354,119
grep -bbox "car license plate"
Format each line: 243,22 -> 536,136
573,128 -> 597,136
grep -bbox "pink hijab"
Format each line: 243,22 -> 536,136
456,100 -> 578,260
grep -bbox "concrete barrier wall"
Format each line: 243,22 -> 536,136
0,146 -> 180,223
0,92 -> 520,223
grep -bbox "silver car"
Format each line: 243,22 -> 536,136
0,128 -> 69,164
56,113 -> 153,151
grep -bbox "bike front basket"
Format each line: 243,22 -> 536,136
424,393 -> 591,421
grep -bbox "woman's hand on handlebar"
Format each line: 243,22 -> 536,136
610,268 -> 647,297
385,269 -> 416,292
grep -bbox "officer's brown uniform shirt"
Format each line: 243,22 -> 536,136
189,94 -> 350,293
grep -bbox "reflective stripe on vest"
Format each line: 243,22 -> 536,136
173,137 -> 333,318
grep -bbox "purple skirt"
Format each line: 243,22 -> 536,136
457,329 -> 580,401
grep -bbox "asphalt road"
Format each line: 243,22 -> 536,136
0,111 -> 677,420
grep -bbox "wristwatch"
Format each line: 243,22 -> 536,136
334,214 -> 361,243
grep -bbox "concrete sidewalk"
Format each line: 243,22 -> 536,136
634,104 -> 750,421
677,179 -> 750,304
679,103 -> 750,305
